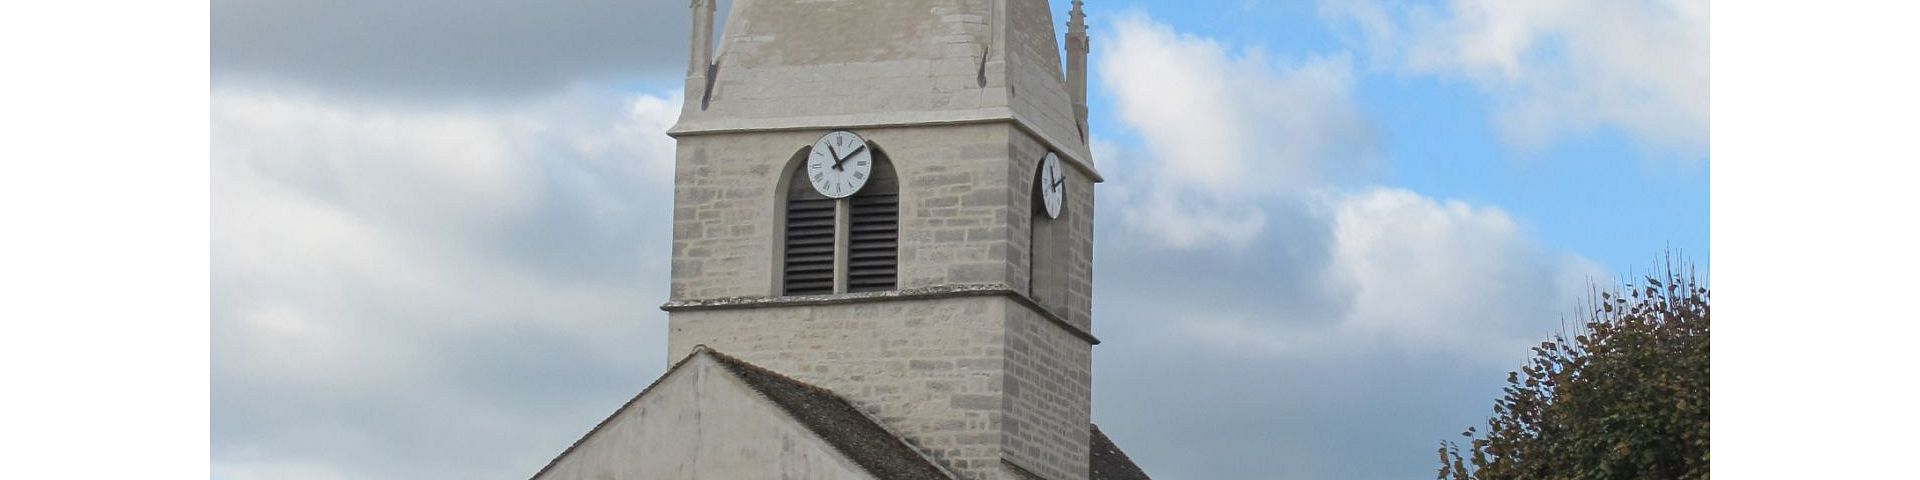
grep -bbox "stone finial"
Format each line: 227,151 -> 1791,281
1065,0 -> 1090,143
689,0 -> 716,78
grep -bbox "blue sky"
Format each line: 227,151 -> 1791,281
1064,2 -> 1706,477
1073,0 -> 1708,275
210,0 -> 1707,478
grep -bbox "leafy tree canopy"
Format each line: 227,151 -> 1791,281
1440,261 -> 1709,480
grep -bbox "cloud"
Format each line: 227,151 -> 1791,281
1098,185 -> 1603,362
1324,187 -> 1603,356
1093,13 -> 1601,358
211,86 -> 680,480
211,0 -> 700,98
1091,187 -> 1606,478
1086,15 -> 1611,477
1325,0 -> 1709,153
1097,13 -> 1379,250
206,5 -> 1644,479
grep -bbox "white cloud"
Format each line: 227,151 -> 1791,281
1325,187 -> 1605,354
1327,0 -> 1709,153
1098,13 -> 1378,250
1092,13 -> 1605,359
211,86 -> 681,480
1091,183 -> 1612,477
1163,188 -> 1604,361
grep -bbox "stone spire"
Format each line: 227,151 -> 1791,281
1065,0 -> 1090,143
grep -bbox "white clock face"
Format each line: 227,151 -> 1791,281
806,130 -> 873,198
1038,152 -> 1064,219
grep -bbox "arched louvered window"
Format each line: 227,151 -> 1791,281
1029,156 -> 1066,308
781,144 -> 898,295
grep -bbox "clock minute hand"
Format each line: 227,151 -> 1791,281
836,145 -> 866,164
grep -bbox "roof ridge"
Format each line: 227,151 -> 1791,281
528,345 -> 957,480
702,348 -> 961,480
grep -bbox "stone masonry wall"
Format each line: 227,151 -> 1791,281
663,2 -> 1102,480
666,295 -> 1091,480
1001,302 -> 1093,480
1004,129 -> 1096,332
678,0 -> 1008,131
667,296 -> 1011,479
670,123 -> 1018,300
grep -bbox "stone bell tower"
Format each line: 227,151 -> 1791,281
660,1 -> 1101,480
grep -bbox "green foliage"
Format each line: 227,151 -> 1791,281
1439,260 -> 1709,480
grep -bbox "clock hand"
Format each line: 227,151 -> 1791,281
826,145 -> 843,170
1052,177 -> 1065,189
836,145 -> 866,164
830,144 -> 864,171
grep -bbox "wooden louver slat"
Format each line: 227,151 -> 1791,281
846,193 -> 898,293
784,197 -> 837,295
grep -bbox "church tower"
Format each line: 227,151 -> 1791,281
660,1 -> 1103,480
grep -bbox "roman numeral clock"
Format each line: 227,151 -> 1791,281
1039,151 -> 1065,219
806,130 -> 872,198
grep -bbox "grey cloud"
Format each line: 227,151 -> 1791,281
212,0 -> 711,99
211,88 -> 679,479
209,4 -> 1621,479
1086,145 -> 1604,478
1095,195 -> 1352,330
1094,334 -> 1519,479
1088,213 -> 1573,479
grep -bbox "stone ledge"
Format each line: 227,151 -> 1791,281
667,111 -> 1103,183
661,283 -> 1100,345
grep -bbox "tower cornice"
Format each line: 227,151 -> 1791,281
668,109 -> 1104,182
661,283 -> 1101,345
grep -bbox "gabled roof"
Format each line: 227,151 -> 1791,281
529,345 -> 955,480
532,346 -> 1151,480
702,347 -> 957,480
1090,424 -> 1152,480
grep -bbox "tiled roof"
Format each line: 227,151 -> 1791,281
704,347 -> 958,480
528,346 -> 955,480
534,346 -> 1153,480
1090,424 -> 1152,480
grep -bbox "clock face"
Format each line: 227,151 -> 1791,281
806,130 -> 873,198
1038,152 -> 1064,219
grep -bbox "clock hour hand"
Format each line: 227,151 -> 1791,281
826,145 -> 843,170
1051,177 -> 1065,190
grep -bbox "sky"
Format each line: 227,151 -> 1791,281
209,0 -> 1708,479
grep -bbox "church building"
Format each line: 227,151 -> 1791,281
529,1 -> 1149,478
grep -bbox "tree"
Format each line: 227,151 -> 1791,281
1439,260 -> 1709,480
